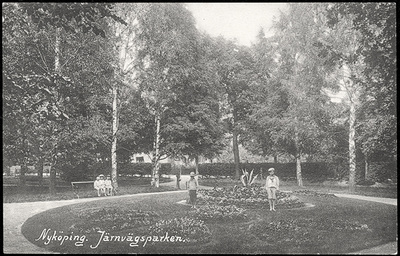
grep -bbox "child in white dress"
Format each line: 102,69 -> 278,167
98,174 -> 106,196
105,175 -> 113,196
94,176 -> 101,197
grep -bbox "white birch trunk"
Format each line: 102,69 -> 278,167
348,96 -> 356,191
294,121 -> 303,187
49,27 -> 61,194
152,113 -> 160,187
343,63 -> 357,192
111,84 -> 119,192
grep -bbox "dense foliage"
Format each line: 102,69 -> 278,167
3,3 -> 396,189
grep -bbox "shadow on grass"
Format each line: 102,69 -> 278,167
21,190 -> 397,254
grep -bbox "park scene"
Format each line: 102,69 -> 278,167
3,2 -> 397,254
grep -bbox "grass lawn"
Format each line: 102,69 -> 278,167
21,189 -> 397,254
3,177 -> 175,203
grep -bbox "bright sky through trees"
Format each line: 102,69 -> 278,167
185,3 -> 288,46
185,3 -> 345,103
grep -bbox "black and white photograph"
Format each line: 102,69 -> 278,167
3,2 -> 397,254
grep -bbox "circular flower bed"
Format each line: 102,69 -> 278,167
198,186 -> 305,209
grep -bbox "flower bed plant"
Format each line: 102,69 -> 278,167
248,218 -> 371,246
190,204 -> 247,221
69,208 -> 159,234
198,186 -> 305,209
148,216 -> 212,244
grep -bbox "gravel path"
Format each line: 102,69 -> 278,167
3,177 -> 397,254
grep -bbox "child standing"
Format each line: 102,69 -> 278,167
94,176 -> 101,197
186,172 -> 199,208
98,174 -> 106,196
265,168 -> 280,211
105,175 -> 113,196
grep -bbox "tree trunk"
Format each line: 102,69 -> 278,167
364,155 -> 369,181
194,155 -> 199,175
49,165 -> 56,194
19,164 -> 27,189
232,109 -> 240,180
38,158 -> 43,187
294,120 -> 303,187
152,113 -> 161,188
295,154 -> 303,187
274,155 -> 278,163
49,27 -> 61,195
348,97 -> 356,192
111,84 -> 119,193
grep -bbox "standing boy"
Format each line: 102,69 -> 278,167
265,168 -> 280,211
186,172 -> 199,208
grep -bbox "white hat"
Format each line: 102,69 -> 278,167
268,168 -> 275,173
190,172 -> 196,176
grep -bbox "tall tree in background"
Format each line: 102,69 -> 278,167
242,29 -> 285,163
105,3 -> 145,192
213,38 -> 256,180
320,3 -> 376,191
134,3 -> 203,186
268,3 -> 336,187
162,33 -> 226,174
326,3 -> 397,182
3,3 -> 125,193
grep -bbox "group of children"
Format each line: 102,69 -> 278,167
92,168 -> 278,211
94,174 -> 113,196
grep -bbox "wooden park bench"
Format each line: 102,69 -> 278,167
71,181 -> 95,199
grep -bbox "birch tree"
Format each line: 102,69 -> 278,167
319,6 -> 366,191
268,3 -> 335,187
134,3 -> 203,186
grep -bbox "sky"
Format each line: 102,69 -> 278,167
185,3 -> 288,46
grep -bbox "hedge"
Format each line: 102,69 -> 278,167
182,162 -> 334,181
61,163 -> 173,182
118,162 -> 172,176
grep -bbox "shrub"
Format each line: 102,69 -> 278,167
148,216 -> 211,243
240,169 -> 258,187
356,179 -> 376,186
118,163 -> 172,176
196,162 -> 333,181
